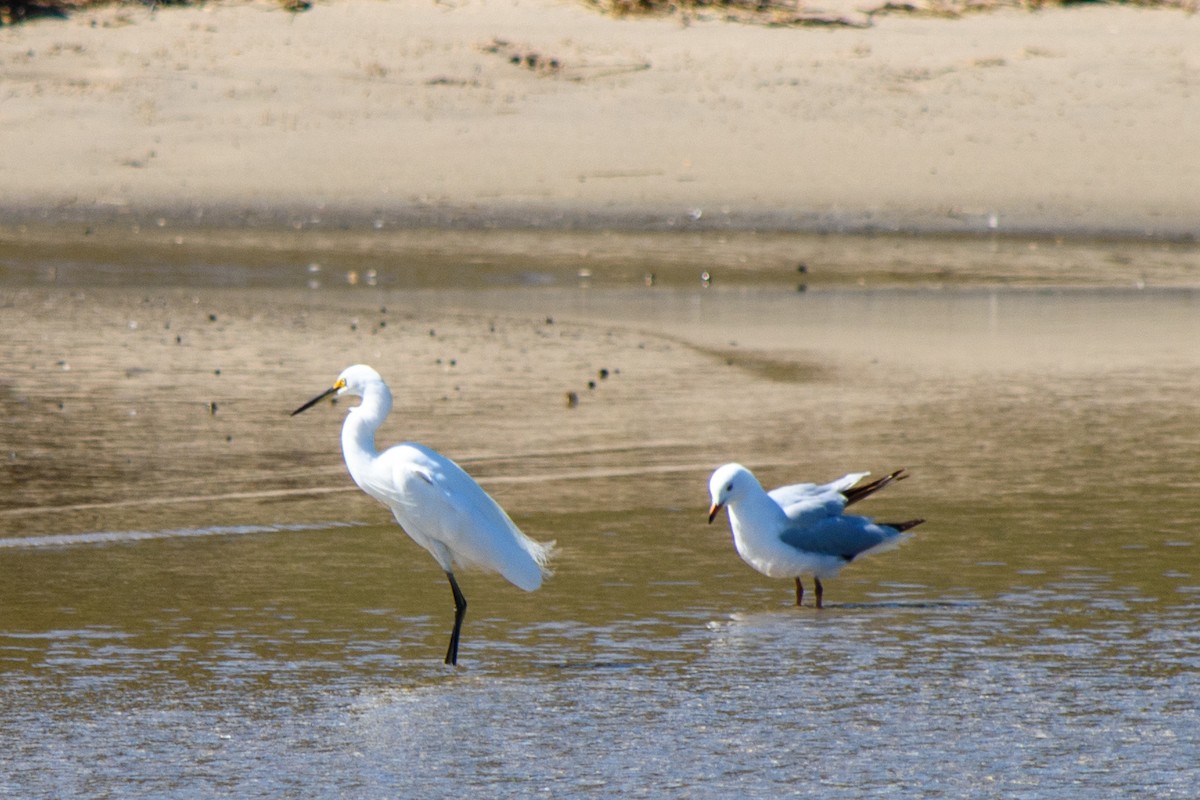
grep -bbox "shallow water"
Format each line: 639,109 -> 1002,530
1,228 -> 1198,797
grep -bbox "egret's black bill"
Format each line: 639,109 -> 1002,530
291,386 -> 339,416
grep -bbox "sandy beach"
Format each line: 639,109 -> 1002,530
1,0 -> 1198,237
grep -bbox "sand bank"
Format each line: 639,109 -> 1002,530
1,0 -> 1198,237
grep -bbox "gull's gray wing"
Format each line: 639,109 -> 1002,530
778,515 -> 900,562
769,472 -> 868,516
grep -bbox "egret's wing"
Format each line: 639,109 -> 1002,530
768,472 -> 869,516
384,443 -> 551,591
779,514 -> 904,562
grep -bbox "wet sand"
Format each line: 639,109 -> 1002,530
3,235 -> 1198,540
1,0 -> 1199,237
2,220 -> 1197,545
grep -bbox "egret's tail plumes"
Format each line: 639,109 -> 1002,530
481,506 -> 554,592
456,501 -> 554,594
519,535 -> 556,589
843,468 -> 908,507
430,515 -> 553,592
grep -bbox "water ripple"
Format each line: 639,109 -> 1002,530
0,521 -> 365,550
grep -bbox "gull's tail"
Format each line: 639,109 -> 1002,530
843,468 -> 909,506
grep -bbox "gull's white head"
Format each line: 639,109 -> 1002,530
707,463 -> 756,523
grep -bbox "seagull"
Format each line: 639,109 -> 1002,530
707,464 -> 922,608
292,364 -> 553,665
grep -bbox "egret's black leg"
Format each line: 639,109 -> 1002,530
794,578 -> 804,607
815,577 -> 824,610
444,571 -> 467,666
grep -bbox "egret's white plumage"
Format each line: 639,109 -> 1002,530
707,463 -> 922,608
292,364 -> 552,664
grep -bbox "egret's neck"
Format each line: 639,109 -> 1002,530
339,383 -> 392,488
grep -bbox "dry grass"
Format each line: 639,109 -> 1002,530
0,0 -> 306,26
1,0 -> 1193,27
585,0 -> 1195,26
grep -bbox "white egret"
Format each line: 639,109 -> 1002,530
292,364 -> 553,665
708,464 -> 922,608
